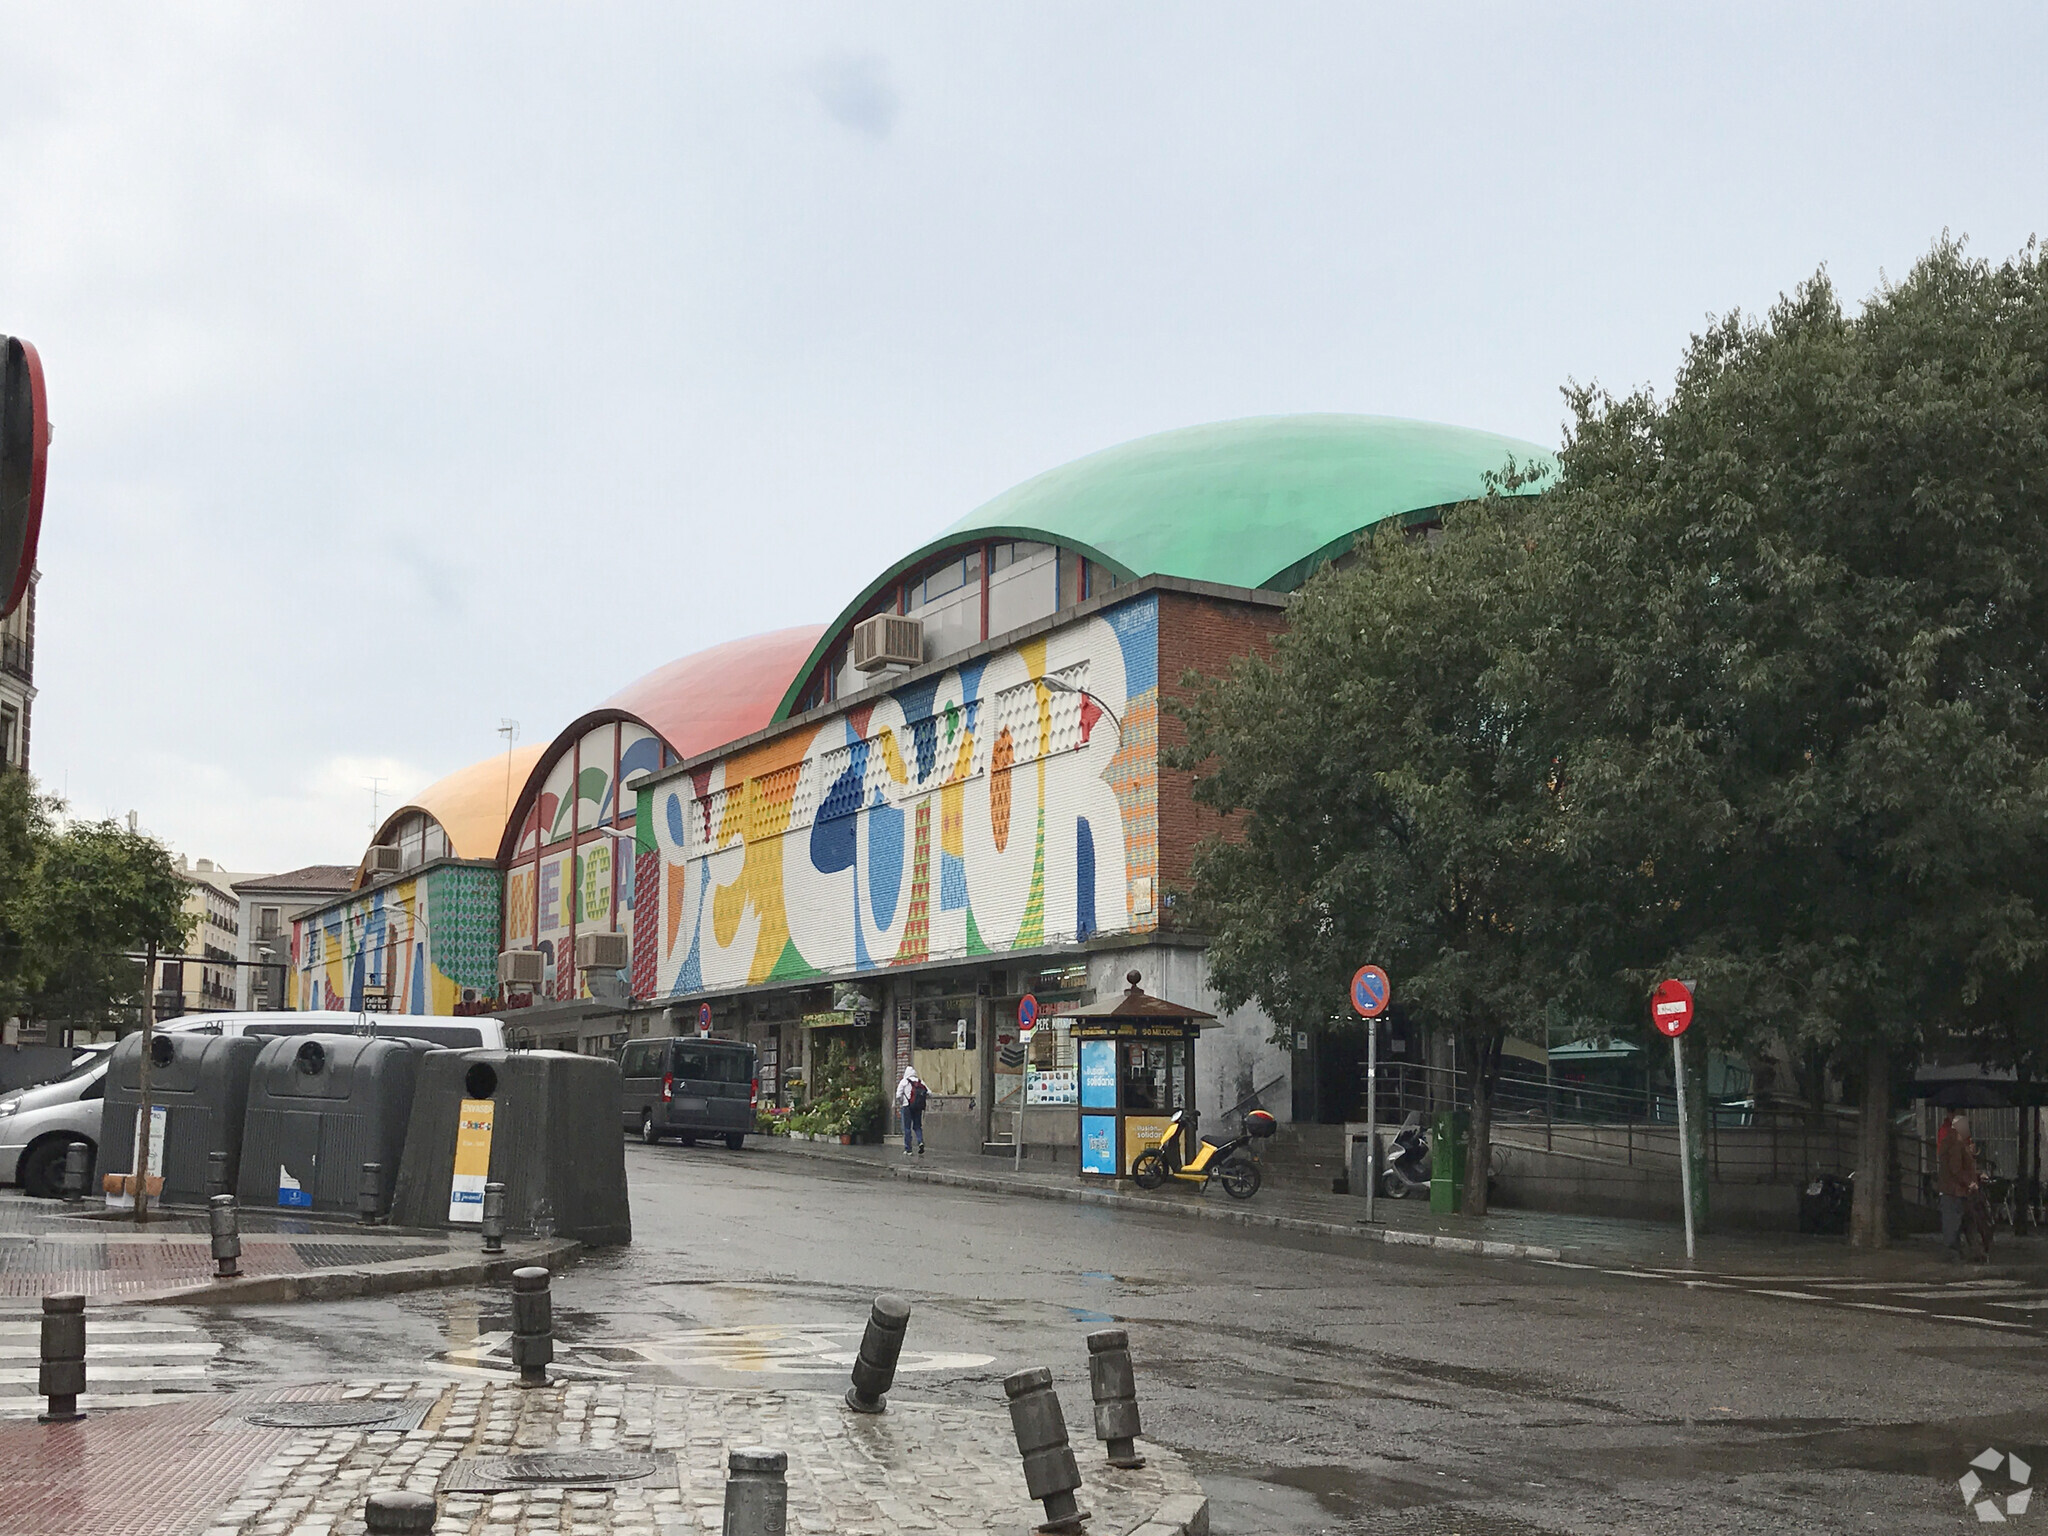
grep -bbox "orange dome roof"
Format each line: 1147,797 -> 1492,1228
374,744 -> 546,864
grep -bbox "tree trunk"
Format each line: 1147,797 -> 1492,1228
1464,1031 -> 1502,1217
1849,1036 -> 1890,1250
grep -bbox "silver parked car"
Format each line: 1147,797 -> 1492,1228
0,1045 -> 112,1198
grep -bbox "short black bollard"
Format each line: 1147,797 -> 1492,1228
510,1266 -> 552,1387
1004,1366 -> 1088,1533
38,1293 -> 86,1423
209,1194 -> 241,1279
1086,1328 -> 1145,1468
844,1293 -> 910,1414
481,1180 -> 506,1255
61,1143 -> 89,1205
364,1489 -> 437,1534
721,1446 -> 788,1536
358,1162 -> 384,1226
204,1149 -> 228,1201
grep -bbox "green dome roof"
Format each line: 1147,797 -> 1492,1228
937,413 -> 1554,592
774,414 -> 1555,721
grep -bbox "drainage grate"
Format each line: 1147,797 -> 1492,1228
442,1449 -> 672,1492
241,1400 -> 432,1432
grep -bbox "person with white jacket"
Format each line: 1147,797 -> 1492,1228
894,1065 -> 927,1155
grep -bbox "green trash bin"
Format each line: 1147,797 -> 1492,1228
1429,1110 -> 1468,1214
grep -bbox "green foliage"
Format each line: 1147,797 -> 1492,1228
1174,236 -> 2048,1237
0,779 -> 193,1031
787,1040 -> 885,1139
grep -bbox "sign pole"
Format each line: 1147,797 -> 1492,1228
133,938 -> 156,1225
1349,965 -> 1391,1223
1364,1014 -> 1378,1225
1015,995 -> 1039,1173
1672,1033 -> 1696,1261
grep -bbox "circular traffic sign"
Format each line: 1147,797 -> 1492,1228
1350,965 -> 1390,1018
698,1002 -> 713,1032
1017,994 -> 1039,1035
1650,978 -> 1694,1038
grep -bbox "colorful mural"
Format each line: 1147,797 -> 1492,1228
646,593 -> 1160,995
290,863 -> 503,1014
503,719 -> 658,999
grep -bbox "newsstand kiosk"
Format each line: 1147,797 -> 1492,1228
1067,970 -> 1215,1180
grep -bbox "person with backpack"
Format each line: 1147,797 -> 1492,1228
895,1065 -> 928,1155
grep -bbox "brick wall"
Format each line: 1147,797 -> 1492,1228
1155,588 -> 1286,912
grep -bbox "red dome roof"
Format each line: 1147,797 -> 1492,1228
602,625 -> 826,763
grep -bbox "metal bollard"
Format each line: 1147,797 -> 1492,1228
209,1194 -> 241,1279
1086,1328 -> 1145,1468
481,1181 -> 506,1254
721,1446 -> 788,1536
1004,1366 -> 1087,1533
510,1266 -> 553,1387
38,1293 -> 86,1423
204,1149 -> 229,1201
844,1293 -> 911,1414
61,1143 -> 89,1205
364,1489 -> 438,1534
358,1162 -> 384,1226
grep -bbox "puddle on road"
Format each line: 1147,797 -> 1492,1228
1192,1454 -> 1574,1536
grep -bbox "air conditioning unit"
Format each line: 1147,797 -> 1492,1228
498,949 -> 545,986
851,614 -> 924,673
576,931 -> 630,970
364,845 -> 403,875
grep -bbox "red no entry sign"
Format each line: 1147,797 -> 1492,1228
1650,978 -> 1694,1038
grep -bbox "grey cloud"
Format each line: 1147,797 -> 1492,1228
808,53 -> 899,139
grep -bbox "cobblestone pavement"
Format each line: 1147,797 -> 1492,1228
0,1193 -> 499,1307
14,1377 -> 1198,1536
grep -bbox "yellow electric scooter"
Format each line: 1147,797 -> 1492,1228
1131,1107 -> 1275,1199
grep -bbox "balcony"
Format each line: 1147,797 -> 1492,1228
0,634 -> 28,683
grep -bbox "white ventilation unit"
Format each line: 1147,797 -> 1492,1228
851,614 -> 924,673
498,949 -> 545,986
576,931 -> 630,970
363,845 -> 403,875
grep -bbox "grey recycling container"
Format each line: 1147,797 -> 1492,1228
237,1034 -> 425,1214
390,1049 -> 630,1246
101,1031 -> 263,1205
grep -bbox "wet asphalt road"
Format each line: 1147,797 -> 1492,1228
186,1141 -> 2048,1535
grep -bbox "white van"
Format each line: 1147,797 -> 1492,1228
0,1010 -> 508,1198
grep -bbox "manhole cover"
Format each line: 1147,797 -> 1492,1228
242,1401 -> 428,1430
443,1449 -> 672,1492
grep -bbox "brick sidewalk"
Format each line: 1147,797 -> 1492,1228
757,1135 -> 2048,1280
0,1193 -> 568,1308
0,1378 -> 1206,1536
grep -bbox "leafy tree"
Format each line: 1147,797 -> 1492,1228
0,770 -> 57,1004
1173,465 -> 1622,1216
1542,240 -> 2048,1246
1177,239 -> 2048,1246
4,806 -> 191,1038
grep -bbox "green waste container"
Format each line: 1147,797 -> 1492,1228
1429,1110 -> 1468,1214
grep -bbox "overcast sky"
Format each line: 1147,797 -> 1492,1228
4,5 -> 2043,873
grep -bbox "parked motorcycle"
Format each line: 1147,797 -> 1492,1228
1799,1172 -> 1852,1235
1379,1122 -> 1432,1199
1132,1107 -> 1275,1199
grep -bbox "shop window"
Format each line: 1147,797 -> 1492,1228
1121,1041 -> 1188,1114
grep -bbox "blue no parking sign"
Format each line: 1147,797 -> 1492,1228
1351,965 -> 1390,1018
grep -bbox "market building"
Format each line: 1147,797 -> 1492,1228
624,414 -> 1552,1158
290,413 -> 1554,1151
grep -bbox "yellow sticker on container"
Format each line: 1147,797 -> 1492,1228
448,1096 -> 495,1223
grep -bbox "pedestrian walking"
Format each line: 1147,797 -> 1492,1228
1939,1111 -> 1980,1259
895,1065 -> 928,1155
